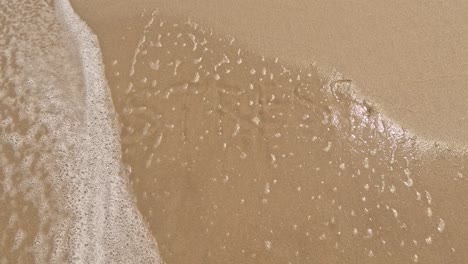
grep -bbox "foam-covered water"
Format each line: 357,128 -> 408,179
55,1 -> 162,263
1,0 -> 161,262
1,0 -> 81,261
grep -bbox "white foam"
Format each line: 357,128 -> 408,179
53,0 -> 163,262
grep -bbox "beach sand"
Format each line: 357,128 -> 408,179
1,0 -> 468,263
67,1 -> 468,263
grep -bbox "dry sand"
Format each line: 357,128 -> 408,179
70,0 -> 468,147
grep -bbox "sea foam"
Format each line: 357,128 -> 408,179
53,0 -> 162,262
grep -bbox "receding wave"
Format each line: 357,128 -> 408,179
1,0 -> 161,262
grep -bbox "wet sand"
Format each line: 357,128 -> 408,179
68,2 -> 468,264
1,0 -> 468,263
